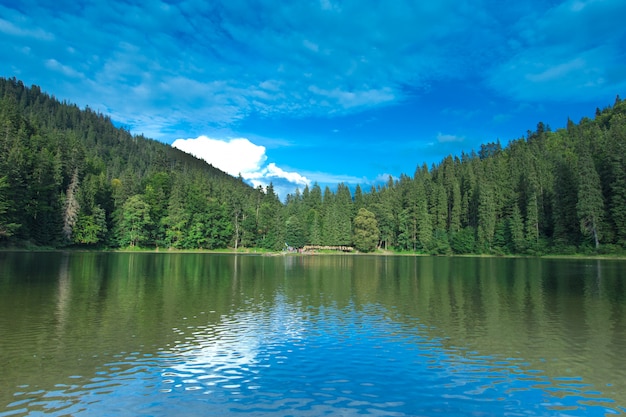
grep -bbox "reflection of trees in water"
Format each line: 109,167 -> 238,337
54,253 -> 71,341
2,253 -> 626,413
377,257 -> 626,409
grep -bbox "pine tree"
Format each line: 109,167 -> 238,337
525,191 -> 539,245
477,182 -> 496,251
431,182 -> 448,232
552,158 -> 580,246
415,179 -> 432,251
0,176 -> 20,238
576,150 -> 604,249
610,158 -> 626,245
335,183 -> 353,245
449,181 -> 462,233
397,175 -> 418,251
509,203 -> 525,253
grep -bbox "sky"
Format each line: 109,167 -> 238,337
2,0 -> 626,199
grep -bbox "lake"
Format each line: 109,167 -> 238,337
1,252 -> 625,416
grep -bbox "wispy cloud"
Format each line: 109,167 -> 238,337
0,0 -> 491,139
45,59 -> 84,79
488,0 -> 626,102
298,170 -> 377,188
3,0 -> 625,187
437,133 -> 465,143
0,17 -> 54,40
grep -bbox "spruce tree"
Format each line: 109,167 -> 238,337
576,150 -> 604,249
477,182 -> 496,251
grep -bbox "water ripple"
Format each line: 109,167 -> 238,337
2,298 -> 625,416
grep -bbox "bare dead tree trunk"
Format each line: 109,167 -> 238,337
62,168 -> 80,242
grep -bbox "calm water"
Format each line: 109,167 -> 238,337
1,253 -> 625,416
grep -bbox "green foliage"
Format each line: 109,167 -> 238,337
118,195 -> 152,247
0,78 -> 260,250
352,208 -> 379,252
73,206 -> 107,245
2,77 -> 626,255
430,229 -> 451,255
509,204 -> 525,253
576,149 -> 604,248
256,185 -> 284,250
450,227 -> 475,254
477,182 -> 496,252
0,176 -> 20,238
285,215 -> 307,249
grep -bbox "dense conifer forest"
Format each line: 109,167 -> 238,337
1,77 -> 625,254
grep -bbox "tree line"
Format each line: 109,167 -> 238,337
1,77 -> 625,254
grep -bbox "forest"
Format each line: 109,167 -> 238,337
1,77 -> 625,255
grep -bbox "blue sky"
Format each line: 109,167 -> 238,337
2,0 -> 626,198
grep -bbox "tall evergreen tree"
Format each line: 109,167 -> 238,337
477,182 -> 496,251
576,150 -> 604,249
0,176 -> 19,238
509,203 -> 525,253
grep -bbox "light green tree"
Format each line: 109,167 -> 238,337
119,194 -> 152,247
353,208 -> 379,252
73,205 -> 107,245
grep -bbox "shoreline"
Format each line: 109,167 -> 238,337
1,246 -> 625,260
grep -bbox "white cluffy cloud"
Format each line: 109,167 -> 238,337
172,136 -> 267,177
246,163 -> 310,188
171,136 -> 310,199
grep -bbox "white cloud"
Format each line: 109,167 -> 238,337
171,136 -> 311,199
169,135 -> 387,199
308,85 -> 396,109
172,136 -> 266,177
246,163 -> 312,199
265,163 -> 310,186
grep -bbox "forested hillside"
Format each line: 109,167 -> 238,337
281,96 -> 626,255
0,77 -> 273,249
1,77 -> 625,254
280,96 -> 625,255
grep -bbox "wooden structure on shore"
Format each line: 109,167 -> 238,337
302,245 -> 354,252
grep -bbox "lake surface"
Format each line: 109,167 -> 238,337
1,252 -> 625,416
